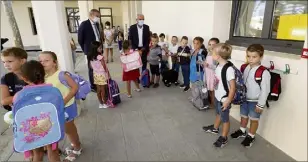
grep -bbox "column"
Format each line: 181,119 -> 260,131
121,1 -> 130,39
31,1 -> 73,72
130,0 -> 136,26
78,1 -> 89,22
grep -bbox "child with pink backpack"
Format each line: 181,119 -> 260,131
120,40 -> 142,98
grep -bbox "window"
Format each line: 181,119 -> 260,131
228,0 -> 307,54
99,7 -> 113,27
66,7 -> 80,33
28,7 -> 37,35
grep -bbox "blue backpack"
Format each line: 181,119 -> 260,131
59,71 -> 91,100
141,69 -> 150,88
221,61 -> 246,105
12,84 -> 65,158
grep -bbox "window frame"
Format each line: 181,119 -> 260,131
28,7 -> 37,35
99,7 -> 113,27
226,0 -> 305,55
65,7 -> 80,33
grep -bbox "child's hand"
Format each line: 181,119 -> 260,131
255,107 -> 263,113
203,62 -> 209,67
222,99 -> 231,111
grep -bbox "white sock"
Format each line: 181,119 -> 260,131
248,133 -> 255,138
240,127 -> 246,133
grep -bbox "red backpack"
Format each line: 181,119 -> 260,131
240,64 -> 281,108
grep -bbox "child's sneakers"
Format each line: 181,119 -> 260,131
183,86 -> 190,92
179,84 -> 185,88
230,129 -> 247,139
99,104 -> 109,109
202,124 -> 219,134
153,83 -> 159,88
213,136 -> 228,148
241,135 -> 255,148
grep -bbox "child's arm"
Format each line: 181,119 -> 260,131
222,68 -> 236,110
256,71 -> 271,111
0,85 -> 13,106
63,74 -> 78,105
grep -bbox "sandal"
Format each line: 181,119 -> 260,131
134,89 -> 141,92
64,148 -> 82,162
127,94 -> 132,98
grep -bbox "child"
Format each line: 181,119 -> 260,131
190,37 -> 208,109
104,21 -> 114,63
88,41 -> 110,108
202,43 -> 235,148
117,31 -> 124,53
147,34 -> 162,88
19,60 -> 61,162
0,47 -> 27,111
230,44 -> 270,147
158,33 -> 169,70
121,40 -> 141,98
38,51 -> 82,161
203,38 -> 220,109
167,36 -> 179,73
177,36 -> 191,92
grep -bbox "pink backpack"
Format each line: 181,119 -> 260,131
120,50 -> 142,72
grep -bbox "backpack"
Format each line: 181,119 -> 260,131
221,61 -> 247,105
106,78 -> 121,108
240,64 -> 281,108
59,71 -> 91,100
141,69 -> 150,88
120,50 -> 142,72
12,84 -> 65,158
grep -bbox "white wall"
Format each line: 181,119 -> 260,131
142,1 -> 307,161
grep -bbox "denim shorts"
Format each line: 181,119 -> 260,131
240,101 -> 261,121
215,98 -> 231,123
65,102 -> 77,122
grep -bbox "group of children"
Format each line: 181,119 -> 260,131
136,33 -> 271,148
1,48 -> 82,161
0,35 -> 271,161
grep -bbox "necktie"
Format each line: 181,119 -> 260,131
94,24 -> 101,42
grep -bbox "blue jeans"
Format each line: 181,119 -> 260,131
240,101 -> 261,120
172,63 -> 180,72
181,64 -> 190,86
215,98 -> 231,123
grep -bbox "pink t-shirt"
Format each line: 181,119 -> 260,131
90,55 -> 106,75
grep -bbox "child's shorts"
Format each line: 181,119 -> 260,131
240,101 -> 261,121
150,64 -> 160,76
215,98 -> 231,123
65,102 -> 78,122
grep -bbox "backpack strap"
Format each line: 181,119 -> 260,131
221,61 -> 233,100
58,71 -> 71,87
240,63 -> 249,73
4,73 -> 16,96
254,65 -> 270,107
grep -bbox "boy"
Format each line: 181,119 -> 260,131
147,34 -> 162,88
158,33 -> 168,70
202,43 -> 236,148
1,47 -> 27,111
166,36 -> 179,73
230,44 -> 270,147
178,36 -> 191,92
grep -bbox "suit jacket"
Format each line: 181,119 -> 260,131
129,24 -> 150,52
78,19 -> 102,55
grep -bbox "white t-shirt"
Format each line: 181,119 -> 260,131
214,64 -> 235,102
168,44 -> 179,55
158,41 -> 168,55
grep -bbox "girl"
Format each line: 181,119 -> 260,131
19,60 -> 61,162
88,41 -> 110,108
203,37 -> 220,109
104,21 -> 114,63
38,51 -> 82,162
121,40 -> 141,98
117,31 -> 124,53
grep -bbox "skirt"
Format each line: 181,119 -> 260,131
94,73 -> 107,85
122,69 -> 140,81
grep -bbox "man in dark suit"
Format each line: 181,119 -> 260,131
129,14 -> 150,71
78,9 -> 102,91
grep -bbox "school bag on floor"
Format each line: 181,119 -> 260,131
221,61 -> 247,105
59,71 -> 91,100
106,78 -> 121,108
240,64 -> 281,108
141,69 -> 150,88
162,70 -> 179,87
191,63 -> 209,110
12,84 -> 65,158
